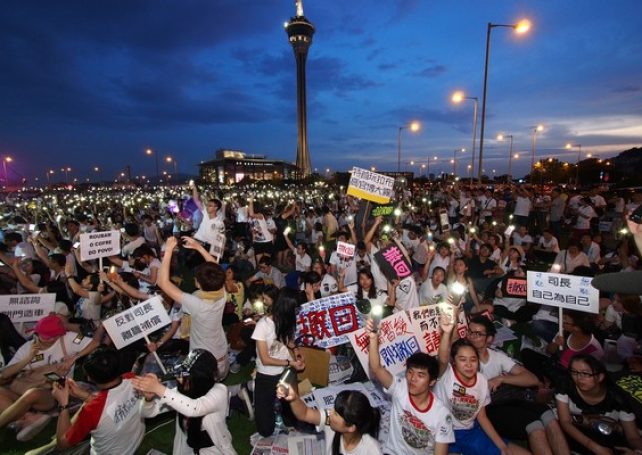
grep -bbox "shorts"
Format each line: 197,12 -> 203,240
450,422 -> 507,455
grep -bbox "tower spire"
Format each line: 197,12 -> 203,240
295,0 -> 304,17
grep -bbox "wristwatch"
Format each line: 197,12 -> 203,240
58,403 -> 70,412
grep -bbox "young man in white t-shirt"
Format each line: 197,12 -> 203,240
49,348 -> 146,455
366,320 -> 454,454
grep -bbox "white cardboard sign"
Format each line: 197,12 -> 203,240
0,293 -> 56,323
527,271 -> 599,314
336,241 -> 355,258
80,230 -> 121,261
102,296 -> 171,349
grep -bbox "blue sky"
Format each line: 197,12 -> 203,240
2,0 -> 641,183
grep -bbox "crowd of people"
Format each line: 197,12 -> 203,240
0,177 -> 640,454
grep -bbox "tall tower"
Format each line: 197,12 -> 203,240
285,0 -> 315,177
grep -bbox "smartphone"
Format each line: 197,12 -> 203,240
44,372 -> 66,386
120,228 -> 126,233
28,224 -> 36,231
630,204 -> 642,224
73,242 -> 80,249
504,225 -> 516,238
439,209 -> 450,232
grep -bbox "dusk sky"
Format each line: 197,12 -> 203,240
3,0 -> 642,183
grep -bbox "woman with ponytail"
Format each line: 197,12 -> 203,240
133,349 -> 237,455
277,384 -> 382,455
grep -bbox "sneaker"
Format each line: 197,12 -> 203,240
238,385 -> 254,421
16,413 -> 52,441
230,362 -> 241,374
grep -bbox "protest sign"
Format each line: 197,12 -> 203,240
209,232 -> 225,261
371,204 -> 394,217
0,293 -> 55,324
336,241 -> 355,258
527,271 -> 599,314
501,277 -> 528,298
346,167 -> 395,204
348,311 -> 421,378
374,244 -> 412,281
103,296 -> 171,349
80,230 -> 121,261
313,383 -> 367,411
409,304 -> 467,355
295,292 -> 362,349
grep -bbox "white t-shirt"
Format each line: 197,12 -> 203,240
317,408 -> 382,455
319,274 -> 338,297
122,237 -> 146,258
511,232 -> 533,246
75,291 -> 102,321
419,281 -> 448,306
295,253 -> 312,272
538,236 -> 560,253
514,196 -> 532,217
251,316 -> 291,376
479,197 -> 497,218
584,241 -> 600,264
8,331 -> 93,378
179,292 -> 227,359
383,376 -> 455,454
435,364 -> 490,430
395,277 -> 420,311
575,205 -> 597,230
194,210 -> 226,245
479,348 -> 517,381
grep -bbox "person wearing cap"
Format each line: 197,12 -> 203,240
0,314 -> 98,440
133,349 -> 238,455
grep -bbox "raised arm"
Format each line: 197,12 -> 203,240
366,319 -> 393,388
191,183 -> 203,211
364,216 -> 383,253
157,237 -> 183,303
277,382 -> 321,426
437,311 -> 456,377
181,236 -> 217,263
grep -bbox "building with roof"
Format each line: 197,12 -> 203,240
198,149 -> 300,184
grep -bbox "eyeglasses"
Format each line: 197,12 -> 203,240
569,369 -> 597,379
467,331 -> 487,338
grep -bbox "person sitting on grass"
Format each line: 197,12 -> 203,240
277,384 -> 382,455
366,318 -> 454,455
436,308 -> 531,455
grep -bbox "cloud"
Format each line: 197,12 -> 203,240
415,64 -> 447,78
612,85 -> 641,93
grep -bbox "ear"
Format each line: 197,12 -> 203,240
345,423 -> 358,434
429,378 -> 437,388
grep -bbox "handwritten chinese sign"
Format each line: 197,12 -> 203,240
502,277 -> 528,298
348,311 -> 421,378
374,244 -> 412,281
371,205 -> 394,217
103,296 -> 171,349
0,293 -> 55,323
527,271 -> 598,314
295,292 -> 362,349
409,304 -> 468,355
80,230 -> 121,261
337,241 -> 355,258
347,167 -> 395,204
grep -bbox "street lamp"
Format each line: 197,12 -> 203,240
397,121 -> 421,172
565,143 -> 584,185
2,156 -> 12,186
61,167 -> 71,184
497,133 -> 514,181
452,148 -> 465,176
146,148 -> 160,181
46,170 -> 54,185
530,124 -> 544,173
478,18 -> 531,181
452,91 -> 478,184
165,156 -> 178,175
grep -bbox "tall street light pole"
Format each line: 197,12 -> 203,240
566,143 -> 583,186
530,124 -> 544,177
497,134 -> 514,181
397,121 -> 421,173
452,148 -> 465,176
452,91 -> 478,185
478,19 -> 531,182
146,148 -> 160,182
166,156 -> 178,175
